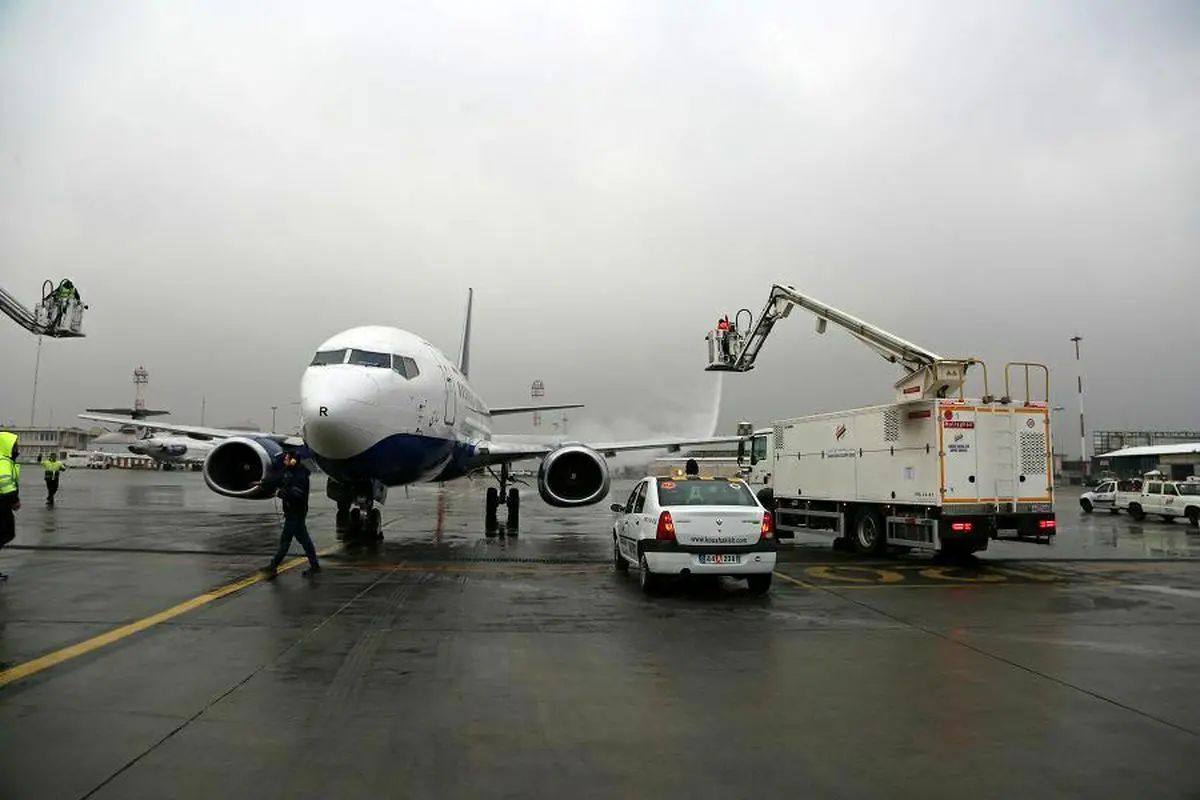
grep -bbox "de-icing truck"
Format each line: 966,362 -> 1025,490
710,285 -> 1056,556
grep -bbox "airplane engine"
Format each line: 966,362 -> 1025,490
203,436 -> 285,499
538,445 -> 611,507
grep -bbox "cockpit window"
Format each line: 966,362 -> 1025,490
348,349 -> 392,368
310,349 -> 348,366
393,356 -> 420,379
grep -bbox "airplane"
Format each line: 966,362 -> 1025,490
127,434 -> 215,470
82,290 -> 741,538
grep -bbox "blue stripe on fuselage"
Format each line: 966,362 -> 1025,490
313,432 -> 475,486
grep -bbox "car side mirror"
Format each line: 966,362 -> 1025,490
610,503 -> 624,513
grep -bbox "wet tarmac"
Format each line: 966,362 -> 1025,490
1,470 -> 1199,798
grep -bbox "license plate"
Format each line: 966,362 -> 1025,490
699,554 -> 740,565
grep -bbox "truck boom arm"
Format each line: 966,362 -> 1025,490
714,284 -> 941,373
707,284 -> 980,402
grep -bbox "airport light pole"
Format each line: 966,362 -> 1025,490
1070,336 -> 1087,479
270,405 -> 278,434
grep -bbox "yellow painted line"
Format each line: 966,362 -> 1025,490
919,566 -> 1006,583
773,570 -> 818,589
806,565 -> 905,584
0,546 -> 338,689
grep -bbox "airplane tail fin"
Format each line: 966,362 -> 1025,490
458,288 -> 473,377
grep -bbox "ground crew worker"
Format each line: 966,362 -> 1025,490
261,453 -> 321,577
42,453 -> 66,506
0,431 -> 22,582
716,315 -> 733,359
685,458 -> 700,477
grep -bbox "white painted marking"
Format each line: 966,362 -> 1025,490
1128,584 -> 1200,600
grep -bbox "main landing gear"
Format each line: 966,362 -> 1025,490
485,463 -> 520,536
328,478 -> 386,541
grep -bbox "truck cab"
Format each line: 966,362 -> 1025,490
737,427 -> 774,502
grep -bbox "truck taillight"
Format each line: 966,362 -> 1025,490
761,511 -> 774,538
950,522 -> 973,532
656,511 -> 676,542
1039,519 -> 1056,530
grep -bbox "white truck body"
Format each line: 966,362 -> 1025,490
748,398 -> 1055,553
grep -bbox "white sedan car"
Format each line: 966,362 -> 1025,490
611,476 -> 777,594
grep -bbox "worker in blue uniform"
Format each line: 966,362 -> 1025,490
261,453 -> 321,578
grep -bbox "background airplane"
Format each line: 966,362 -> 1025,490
127,434 -> 215,470
83,290 -> 740,538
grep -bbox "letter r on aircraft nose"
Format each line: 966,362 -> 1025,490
319,406 -> 328,417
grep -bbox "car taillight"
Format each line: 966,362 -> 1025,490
1039,519 -> 1056,530
950,521 -> 973,532
656,510 -> 676,542
761,511 -> 774,539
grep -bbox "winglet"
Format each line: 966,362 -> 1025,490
458,288 -> 473,377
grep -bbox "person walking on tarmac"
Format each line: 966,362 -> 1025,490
0,432 -> 23,582
261,453 -> 321,578
42,453 -> 66,506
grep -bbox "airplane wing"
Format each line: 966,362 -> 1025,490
475,434 -> 744,467
489,403 -> 584,417
78,414 -> 304,447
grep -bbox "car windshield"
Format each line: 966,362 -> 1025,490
310,349 -> 347,366
655,478 -> 757,507
348,349 -> 392,368
1178,483 -> 1200,495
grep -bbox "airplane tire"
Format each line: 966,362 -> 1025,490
1128,503 -> 1145,521
506,489 -> 520,529
485,487 -> 500,533
350,507 -> 362,532
368,508 -> 382,539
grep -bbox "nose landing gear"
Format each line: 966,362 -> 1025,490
485,463 -> 520,536
329,478 -> 386,541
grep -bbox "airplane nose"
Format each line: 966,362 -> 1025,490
299,367 -> 382,459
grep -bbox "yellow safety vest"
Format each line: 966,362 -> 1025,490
42,459 -> 65,475
0,432 -> 20,496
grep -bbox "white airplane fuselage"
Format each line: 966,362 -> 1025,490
298,326 -> 491,487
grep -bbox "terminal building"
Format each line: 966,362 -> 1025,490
1093,430 -> 1200,480
3,426 -> 95,463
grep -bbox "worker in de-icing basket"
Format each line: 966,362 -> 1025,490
41,453 -> 66,507
716,315 -> 733,359
260,452 -> 321,578
0,431 -> 23,582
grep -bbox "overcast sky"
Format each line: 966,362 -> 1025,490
2,1 -> 1197,456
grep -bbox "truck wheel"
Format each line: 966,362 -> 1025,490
1080,498 -> 1093,513
852,509 -> 887,555
1186,507 -> 1199,528
756,487 -> 776,510
613,535 -> 628,572
1128,503 -> 1145,521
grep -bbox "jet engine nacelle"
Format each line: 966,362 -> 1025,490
203,436 -> 285,499
538,445 -> 611,507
